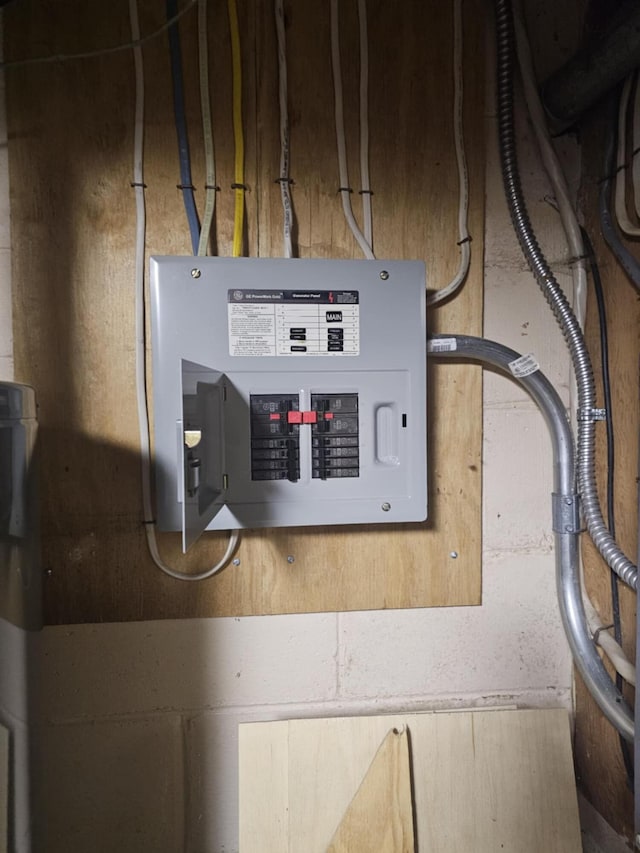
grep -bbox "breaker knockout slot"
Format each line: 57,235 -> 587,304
250,394 -> 301,482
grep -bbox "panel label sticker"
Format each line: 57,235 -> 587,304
227,290 -> 360,357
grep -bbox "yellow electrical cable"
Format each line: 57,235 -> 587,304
227,0 -> 244,257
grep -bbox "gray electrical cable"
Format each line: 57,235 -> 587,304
599,108 -> 640,294
430,334 -> 634,742
495,0 -> 638,591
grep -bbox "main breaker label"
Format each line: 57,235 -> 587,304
227,290 -> 360,357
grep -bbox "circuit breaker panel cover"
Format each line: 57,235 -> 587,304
151,257 -> 427,541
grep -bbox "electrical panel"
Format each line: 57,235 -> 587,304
150,257 -> 427,550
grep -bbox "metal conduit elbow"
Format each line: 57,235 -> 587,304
430,335 -> 633,742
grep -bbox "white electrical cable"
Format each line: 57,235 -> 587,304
129,0 -> 239,581
615,73 -> 640,238
357,0 -> 372,250
2,0 -> 199,70
514,5 -> 635,686
427,0 -> 470,306
581,567 -> 636,686
197,0 -> 216,257
129,0 -> 150,529
329,0 -> 375,260
513,5 -> 587,329
632,71 -> 640,220
275,0 -> 294,258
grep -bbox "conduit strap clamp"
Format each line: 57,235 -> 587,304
552,493 -> 581,534
577,407 -> 606,422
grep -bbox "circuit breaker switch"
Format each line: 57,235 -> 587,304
302,411 -> 317,424
250,394 -> 301,482
311,392 -> 359,479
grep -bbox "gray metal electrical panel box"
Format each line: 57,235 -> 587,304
150,257 -> 427,549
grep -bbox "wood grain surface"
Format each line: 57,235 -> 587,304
5,0 -> 484,623
573,111 -> 640,840
238,709 -> 582,853
327,727 -> 414,853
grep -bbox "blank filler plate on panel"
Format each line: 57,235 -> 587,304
150,257 -> 427,548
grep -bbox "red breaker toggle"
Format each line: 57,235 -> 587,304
286,410 -> 334,425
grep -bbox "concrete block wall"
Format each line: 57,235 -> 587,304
3,7 -> 585,851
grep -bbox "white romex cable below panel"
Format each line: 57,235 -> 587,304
129,0 -> 239,581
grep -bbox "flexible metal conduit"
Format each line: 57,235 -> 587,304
431,335 -> 634,741
495,0 -> 638,591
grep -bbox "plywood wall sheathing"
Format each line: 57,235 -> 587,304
6,0 -> 484,623
574,111 -> 640,840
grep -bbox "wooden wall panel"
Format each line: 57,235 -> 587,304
574,115 -> 640,838
5,0 -> 484,624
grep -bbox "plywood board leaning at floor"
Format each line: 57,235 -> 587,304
238,708 -> 582,852
327,727 -> 415,853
